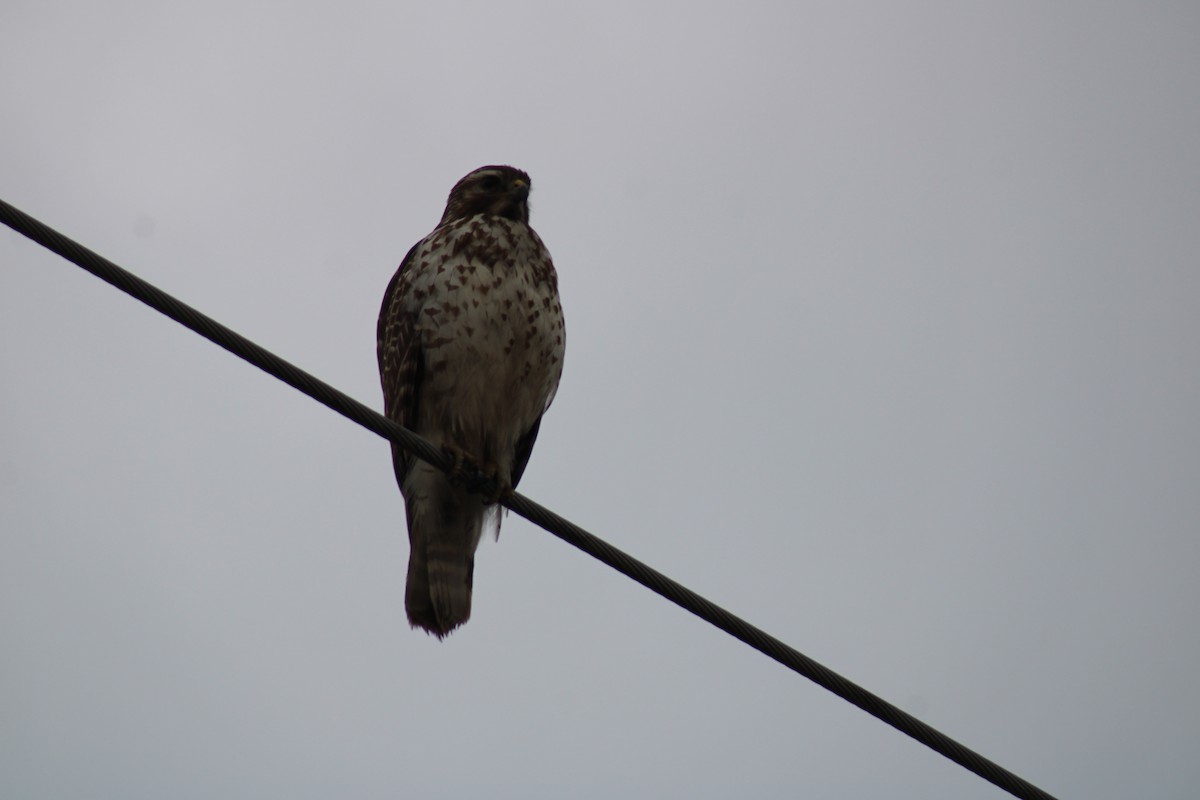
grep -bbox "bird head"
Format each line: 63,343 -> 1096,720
440,165 -> 533,225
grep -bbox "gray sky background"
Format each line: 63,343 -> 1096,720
3,3 -> 1198,798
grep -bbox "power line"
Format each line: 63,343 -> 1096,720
1,197 -> 1059,800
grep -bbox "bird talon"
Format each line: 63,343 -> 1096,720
479,462 -> 512,505
442,444 -> 480,486
442,448 -> 508,502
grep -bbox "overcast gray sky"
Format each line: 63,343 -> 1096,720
3,3 -> 1199,798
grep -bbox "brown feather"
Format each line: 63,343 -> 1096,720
377,166 -> 564,638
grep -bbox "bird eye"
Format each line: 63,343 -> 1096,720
478,175 -> 501,191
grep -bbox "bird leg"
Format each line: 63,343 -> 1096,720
477,461 -> 513,506
442,444 -> 512,505
442,443 -> 481,487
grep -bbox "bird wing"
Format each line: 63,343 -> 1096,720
377,241 -> 425,487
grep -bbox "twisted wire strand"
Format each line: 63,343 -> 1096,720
1,197 -> 1059,800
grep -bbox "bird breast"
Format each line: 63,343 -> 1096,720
408,216 -> 565,455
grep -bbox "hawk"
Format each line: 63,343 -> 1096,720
377,165 -> 565,638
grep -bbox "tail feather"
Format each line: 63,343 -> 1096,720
404,543 -> 436,633
402,467 -> 485,638
406,541 -> 474,638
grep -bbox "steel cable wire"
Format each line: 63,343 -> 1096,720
2,197 -> 1059,800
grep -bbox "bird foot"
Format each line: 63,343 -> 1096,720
442,446 -> 511,504
478,462 -> 513,506
442,444 -> 480,486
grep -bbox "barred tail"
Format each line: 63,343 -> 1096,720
401,465 -> 486,639
405,539 -> 474,638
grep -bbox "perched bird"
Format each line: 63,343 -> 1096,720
377,166 -> 565,638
